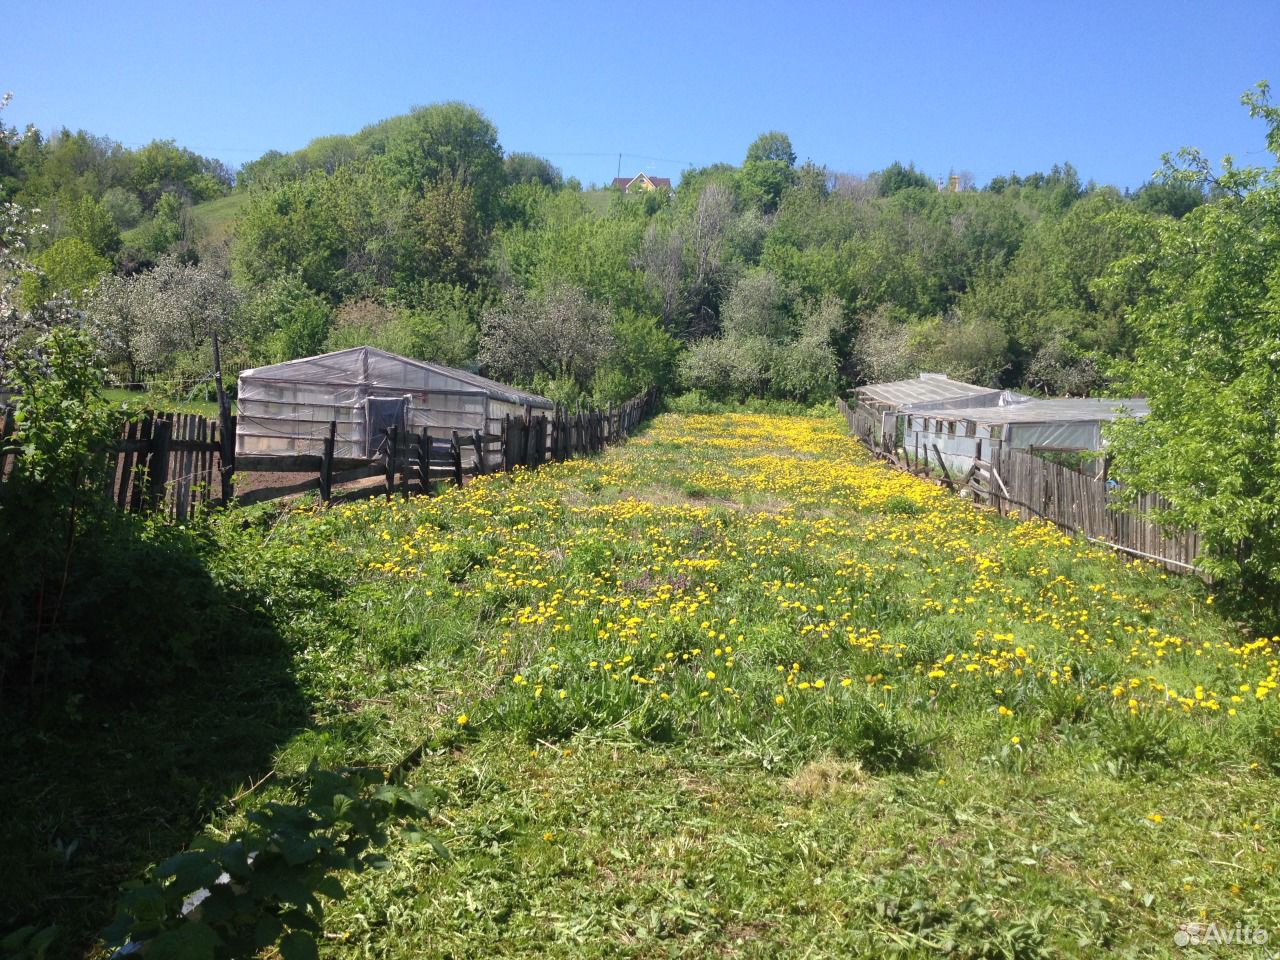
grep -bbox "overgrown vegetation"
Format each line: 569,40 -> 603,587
5,408 -> 1277,957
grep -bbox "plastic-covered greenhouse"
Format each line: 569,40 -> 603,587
850,373 -> 1025,446
903,397 -> 1149,475
236,347 -> 553,467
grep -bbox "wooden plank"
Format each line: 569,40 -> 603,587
115,419 -> 137,507
145,416 -> 172,513
234,454 -> 372,473
128,416 -> 153,513
931,444 -> 955,490
174,415 -> 192,521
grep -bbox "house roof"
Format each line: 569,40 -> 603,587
611,173 -> 673,191
854,373 -> 1006,409
239,346 -> 554,408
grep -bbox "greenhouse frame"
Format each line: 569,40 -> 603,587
235,347 -> 553,468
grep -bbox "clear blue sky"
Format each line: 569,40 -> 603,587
5,0 -> 1278,189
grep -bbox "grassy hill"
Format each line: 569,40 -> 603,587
7,408 -> 1276,957
189,192 -> 249,252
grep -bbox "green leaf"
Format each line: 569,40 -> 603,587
146,922 -> 220,960
279,930 -> 321,960
314,875 -> 347,901
254,915 -> 284,948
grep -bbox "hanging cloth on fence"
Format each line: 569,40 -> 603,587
364,395 -> 409,458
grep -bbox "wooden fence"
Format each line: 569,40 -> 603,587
836,397 -> 1201,573
1,386 -> 660,515
199,385 -> 658,508
1,407 -> 230,522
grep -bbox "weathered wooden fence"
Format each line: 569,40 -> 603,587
234,385 -> 661,505
1,387 -> 660,514
836,397 -> 1201,573
1,407 -> 229,521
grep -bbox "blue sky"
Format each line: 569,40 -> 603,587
5,0 -> 1278,189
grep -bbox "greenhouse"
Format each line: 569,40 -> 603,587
903,397 -> 1150,476
235,347 -> 553,467
850,373 -> 1025,447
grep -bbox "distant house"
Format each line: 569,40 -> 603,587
610,172 -> 673,194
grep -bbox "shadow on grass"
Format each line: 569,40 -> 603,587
0,515 -> 310,959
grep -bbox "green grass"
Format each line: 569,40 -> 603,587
7,408 -> 1279,958
100,387 -> 224,417
117,192 -> 248,256
188,192 -> 249,251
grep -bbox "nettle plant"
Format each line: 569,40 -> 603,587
102,767 -> 449,960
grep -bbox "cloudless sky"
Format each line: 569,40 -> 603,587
5,0 -> 1278,189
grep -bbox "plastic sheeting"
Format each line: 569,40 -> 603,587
854,373 -> 1009,410
902,398 -> 1148,475
236,347 -> 552,461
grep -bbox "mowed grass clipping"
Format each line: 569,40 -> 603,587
187,411 -> 1278,956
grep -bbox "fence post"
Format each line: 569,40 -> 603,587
417,429 -> 431,495
451,431 -> 464,486
472,429 -> 486,475
146,416 -> 172,513
384,425 -> 397,501
213,333 -> 236,503
523,416 -> 536,467
320,420 -> 336,503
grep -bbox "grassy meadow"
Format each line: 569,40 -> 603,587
10,407 -> 1279,958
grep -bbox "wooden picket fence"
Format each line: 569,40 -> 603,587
836,397 -> 1202,573
0,407 -> 231,521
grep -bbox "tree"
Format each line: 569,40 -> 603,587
679,335 -> 776,400
0,139 -> 119,703
398,282 -> 482,366
740,131 -> 797,214
1105,82 -> 1280,597
240,272 -> 331,364
398,173 -> 486,289
100,186 -> 143,230
637,222 -> 686,329
478,283 -> 614,393
324,298 -> 409,355
592,309 -> 681,402
234,169 -> 353,298
775,295 -> 844,401
721,268 -> 794,340
86,270 -> 151,382
65,194 -> 121,256
745,131 -> 796,166
1131,179 -> 1205,219
382,102 -> 505,225
87,255 -> 240,376
504,152 -> 562,189
19,237 -> 110,309
874,161 -> 934,196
